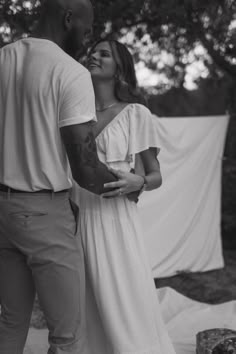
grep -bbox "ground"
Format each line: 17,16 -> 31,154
155,249 -> 236,304
30,248 -> 236,329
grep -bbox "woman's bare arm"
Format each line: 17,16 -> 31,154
102,148 -> 161,198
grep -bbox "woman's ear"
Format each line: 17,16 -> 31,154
115,70 -> 124,83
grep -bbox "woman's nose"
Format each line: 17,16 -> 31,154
91,51 -> 99,60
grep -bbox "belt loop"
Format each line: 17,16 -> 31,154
51,191 -> 55,200
7,187 -> 11,200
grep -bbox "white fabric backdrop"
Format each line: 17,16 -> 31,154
24,115 -> 233,354
138,115 -> 229,278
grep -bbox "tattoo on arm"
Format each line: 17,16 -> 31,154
65,131 -> 99,170
63,128 -> 117,193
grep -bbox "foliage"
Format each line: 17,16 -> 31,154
148,77 -> 233,116
1,0 -> 236,86
0,0 -> 40,45
95,0 -> 236,88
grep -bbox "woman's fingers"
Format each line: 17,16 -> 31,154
103,169 -> 144,199
104,180 -> 125,189
101,188 -> 122,198
108,168 -> 124,178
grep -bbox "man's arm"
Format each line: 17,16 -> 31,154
60,122 -> 118,195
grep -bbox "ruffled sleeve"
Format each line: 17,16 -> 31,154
128,104 -> 161,157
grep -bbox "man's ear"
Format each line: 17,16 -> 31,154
64,9 -> 73,30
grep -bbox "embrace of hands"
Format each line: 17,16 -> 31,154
102,167 -> 145,203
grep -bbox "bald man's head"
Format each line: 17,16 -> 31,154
37,0 -> 94,58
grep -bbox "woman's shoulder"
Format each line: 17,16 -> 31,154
127,103 -> 152,116
113,102 -> 151,117
106,103 -> 153,130
120,104 -> 153,126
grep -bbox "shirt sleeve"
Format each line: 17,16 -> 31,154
128,104 -> 161,156
58,66 -> 96,128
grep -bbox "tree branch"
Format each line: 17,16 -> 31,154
196,24 -> 236,77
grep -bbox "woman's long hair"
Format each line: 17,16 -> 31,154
88,39 -> 147,106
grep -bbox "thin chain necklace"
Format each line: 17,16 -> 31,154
96,102 -> 118,112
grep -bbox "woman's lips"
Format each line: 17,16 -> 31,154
88,62 -> 100,68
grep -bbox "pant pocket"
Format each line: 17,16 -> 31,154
9,211 -> 48,227
9,211 -> 47,217
68,198 -> 80,236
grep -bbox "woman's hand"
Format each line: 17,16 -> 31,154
101,168 -> 144,199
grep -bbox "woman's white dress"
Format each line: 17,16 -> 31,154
72,103 -> 176,354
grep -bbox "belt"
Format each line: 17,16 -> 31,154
0,184 -> 69,194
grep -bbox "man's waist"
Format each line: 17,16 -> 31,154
0,183 -> 69,194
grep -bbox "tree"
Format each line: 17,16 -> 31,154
0,0 -> 40,45
1,0 -> 236,87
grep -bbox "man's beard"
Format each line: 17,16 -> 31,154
63,29 -> 85,59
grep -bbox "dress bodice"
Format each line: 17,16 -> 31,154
95,103 -> 160,171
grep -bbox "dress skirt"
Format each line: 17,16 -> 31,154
73,185 -> 176,354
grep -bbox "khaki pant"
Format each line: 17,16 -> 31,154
0,191 -> 87,354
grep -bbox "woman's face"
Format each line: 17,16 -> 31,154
87,41 -> 117,80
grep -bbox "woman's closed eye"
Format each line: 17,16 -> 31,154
90,50 -> 112,58
100,50 -> 111,57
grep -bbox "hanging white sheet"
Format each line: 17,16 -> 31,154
138,115 -> 229,278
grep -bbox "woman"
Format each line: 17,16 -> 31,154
72,39 -> 176,354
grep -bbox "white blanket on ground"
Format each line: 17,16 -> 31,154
138,115 -> 229,278
157,287 -> 236,354
25,287 -> 236,354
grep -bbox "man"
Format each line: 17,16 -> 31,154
0,0 -> 133,353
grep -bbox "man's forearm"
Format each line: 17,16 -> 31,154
61,123 -> 119,194
71,160 -> 118,195
62,129 -> 117,195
